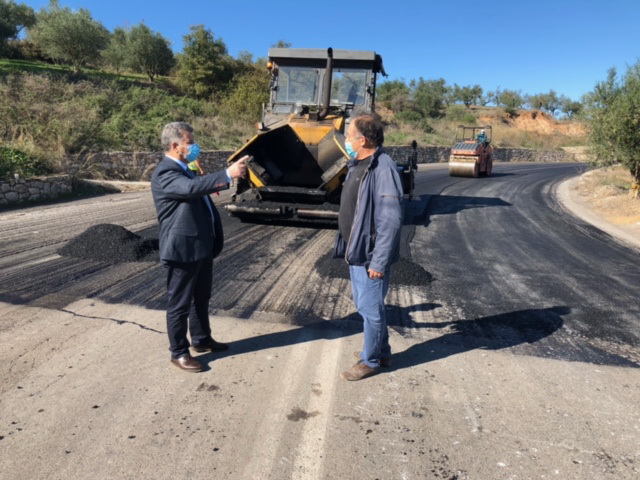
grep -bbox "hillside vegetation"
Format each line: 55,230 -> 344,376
0,61 -> 262,177
0,59 -> 588,179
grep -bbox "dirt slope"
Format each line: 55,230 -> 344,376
477,108 -> 585,136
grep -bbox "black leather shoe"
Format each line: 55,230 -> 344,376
192,338 -> 229,353
171,354 -> 203,372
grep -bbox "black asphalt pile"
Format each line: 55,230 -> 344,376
314,251 -> 432,286
58,224 -> 159,263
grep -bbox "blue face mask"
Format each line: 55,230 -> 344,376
184,143 -> 201,162
345,141 -> 358,159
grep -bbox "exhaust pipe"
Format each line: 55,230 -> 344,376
319,47 -> 333,120
225,204 -> 284,216
296,209 -> 339,219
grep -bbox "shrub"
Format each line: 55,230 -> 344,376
216,65 -> 269,122
0,144 -> 49,179
446,105 -> 476,124
0,69 -> 259,164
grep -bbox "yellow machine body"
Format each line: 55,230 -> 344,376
225,48 -> 388,221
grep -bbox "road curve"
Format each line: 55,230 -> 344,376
408,162 -> 640,366
0,162 -> 639,479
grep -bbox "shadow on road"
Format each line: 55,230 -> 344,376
389,305 -> 640,370
197,304 -> 568,371
195,320 -> 356,369
385,306 -> 568,372
404,194 -> 512,226
196,303 -> 444,369
197,304 -> 574,371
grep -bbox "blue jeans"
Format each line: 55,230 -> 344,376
349,265 -> 391,368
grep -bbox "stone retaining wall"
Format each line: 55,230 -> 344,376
67,151 -> 233,181
68,146 -> 579,181
1,146 -> 581,207
0,175 -> 72,206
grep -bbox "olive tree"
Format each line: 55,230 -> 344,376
484,91 -> 497,106
175,25 -> 235,98
526,90 -> 562,115
453,84 -> 483,108
495,88 -> 524,116
27,0 -> 109,72
561,97 -> 582,119
0,0 -> 36,49
526,93 -> 546,110
412,77 -> 448,118
127,23 -> 175,82
102,27 -> 128,73
377,79 -> 411,112
584,64 -> 640,191
271,40 -> 291,48
542,90 -> 561,116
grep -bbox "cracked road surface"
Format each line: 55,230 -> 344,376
1,162 -> 639,479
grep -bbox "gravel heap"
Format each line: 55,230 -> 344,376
59,224 -> 159,263
314,251 -> 432,286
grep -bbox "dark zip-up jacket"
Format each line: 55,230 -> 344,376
333,147 -> 403,272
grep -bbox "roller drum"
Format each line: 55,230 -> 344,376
449,159 -> 479,177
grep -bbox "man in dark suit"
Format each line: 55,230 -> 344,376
151,122 -> 247,372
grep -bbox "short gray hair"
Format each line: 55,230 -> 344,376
161,122 -> 193,151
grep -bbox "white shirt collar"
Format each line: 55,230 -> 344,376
166,154 -> 188,171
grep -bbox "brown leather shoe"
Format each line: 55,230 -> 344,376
341,361 -> 378,381
353,351 -> 392,368
191,338 -> 229,353
171,354 -> 203,372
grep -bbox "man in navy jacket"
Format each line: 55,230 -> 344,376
152,122 -> 247,372
334,115 -> 404,381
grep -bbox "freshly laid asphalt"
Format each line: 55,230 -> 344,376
1,162 -> 639,479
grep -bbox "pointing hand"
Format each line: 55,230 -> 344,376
227,155 -> 249,180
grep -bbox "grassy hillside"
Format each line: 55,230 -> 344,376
0,59 -> 258,177
0,59 -> 153,83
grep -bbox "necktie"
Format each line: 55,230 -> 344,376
185,167 -> 214,221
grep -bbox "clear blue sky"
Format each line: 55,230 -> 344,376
21,0 -> 640,101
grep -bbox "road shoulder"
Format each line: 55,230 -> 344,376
556,173 -> 640,250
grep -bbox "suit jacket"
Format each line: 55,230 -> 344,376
151,156 -> 229,263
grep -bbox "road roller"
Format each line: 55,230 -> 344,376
225,47 -> 416,222
448,125 -> 493,177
